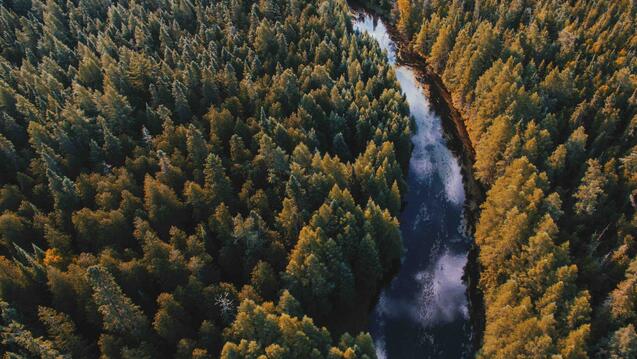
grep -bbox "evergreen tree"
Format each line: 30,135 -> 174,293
86,265 -> 149,337
38,306 -> 91,358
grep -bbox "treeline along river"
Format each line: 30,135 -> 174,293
351,10 -> 475,359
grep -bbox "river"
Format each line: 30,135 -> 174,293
352,12 -> 474,359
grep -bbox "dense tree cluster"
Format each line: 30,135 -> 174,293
221,290 -> 377,358
0,0 -> 413,357
367,0 -> 637,356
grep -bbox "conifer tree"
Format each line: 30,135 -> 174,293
87,265 -> 149,337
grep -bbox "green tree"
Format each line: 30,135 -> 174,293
144,175 -> 186,233
397,0 -> 421,38
250,261 -> 279,301
429,24 -> 454,73
574,159 -> 607,216
0,301 -> 62,359
153,292 -> 193,344
86,265 -> 149,337
204,153 -> 233,207
609,325 -> 637,359
38,306 -> 90,358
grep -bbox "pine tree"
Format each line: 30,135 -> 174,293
186,124 -> 209,182
609,325 -> 637,359
250,261 -> 279,301
397,0 -> 420,38
153,293 -> 193,344
144,175 -> 186,232
38,306 -> 90,358
86,266 -> 149,337
574,159 -> 607,217
429,24 -> 454,73
203,153 -> 233,207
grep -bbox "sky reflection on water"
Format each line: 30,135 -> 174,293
353,12 -> 473,359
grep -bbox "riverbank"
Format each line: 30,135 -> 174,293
348,2 -> 486,352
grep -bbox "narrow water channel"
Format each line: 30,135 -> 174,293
352,12 -> 474,359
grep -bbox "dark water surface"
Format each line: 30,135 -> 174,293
352,13 -> 473,359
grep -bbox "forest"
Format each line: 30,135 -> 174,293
2,0 -> 637,357
357,0 -> 637,357
0,0 -> 414,357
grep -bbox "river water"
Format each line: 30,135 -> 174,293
352,13 -> 474,359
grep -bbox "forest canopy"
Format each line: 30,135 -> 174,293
4,0 -> 637,356
357,0 -> 637,357
0,0 -> 413,357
